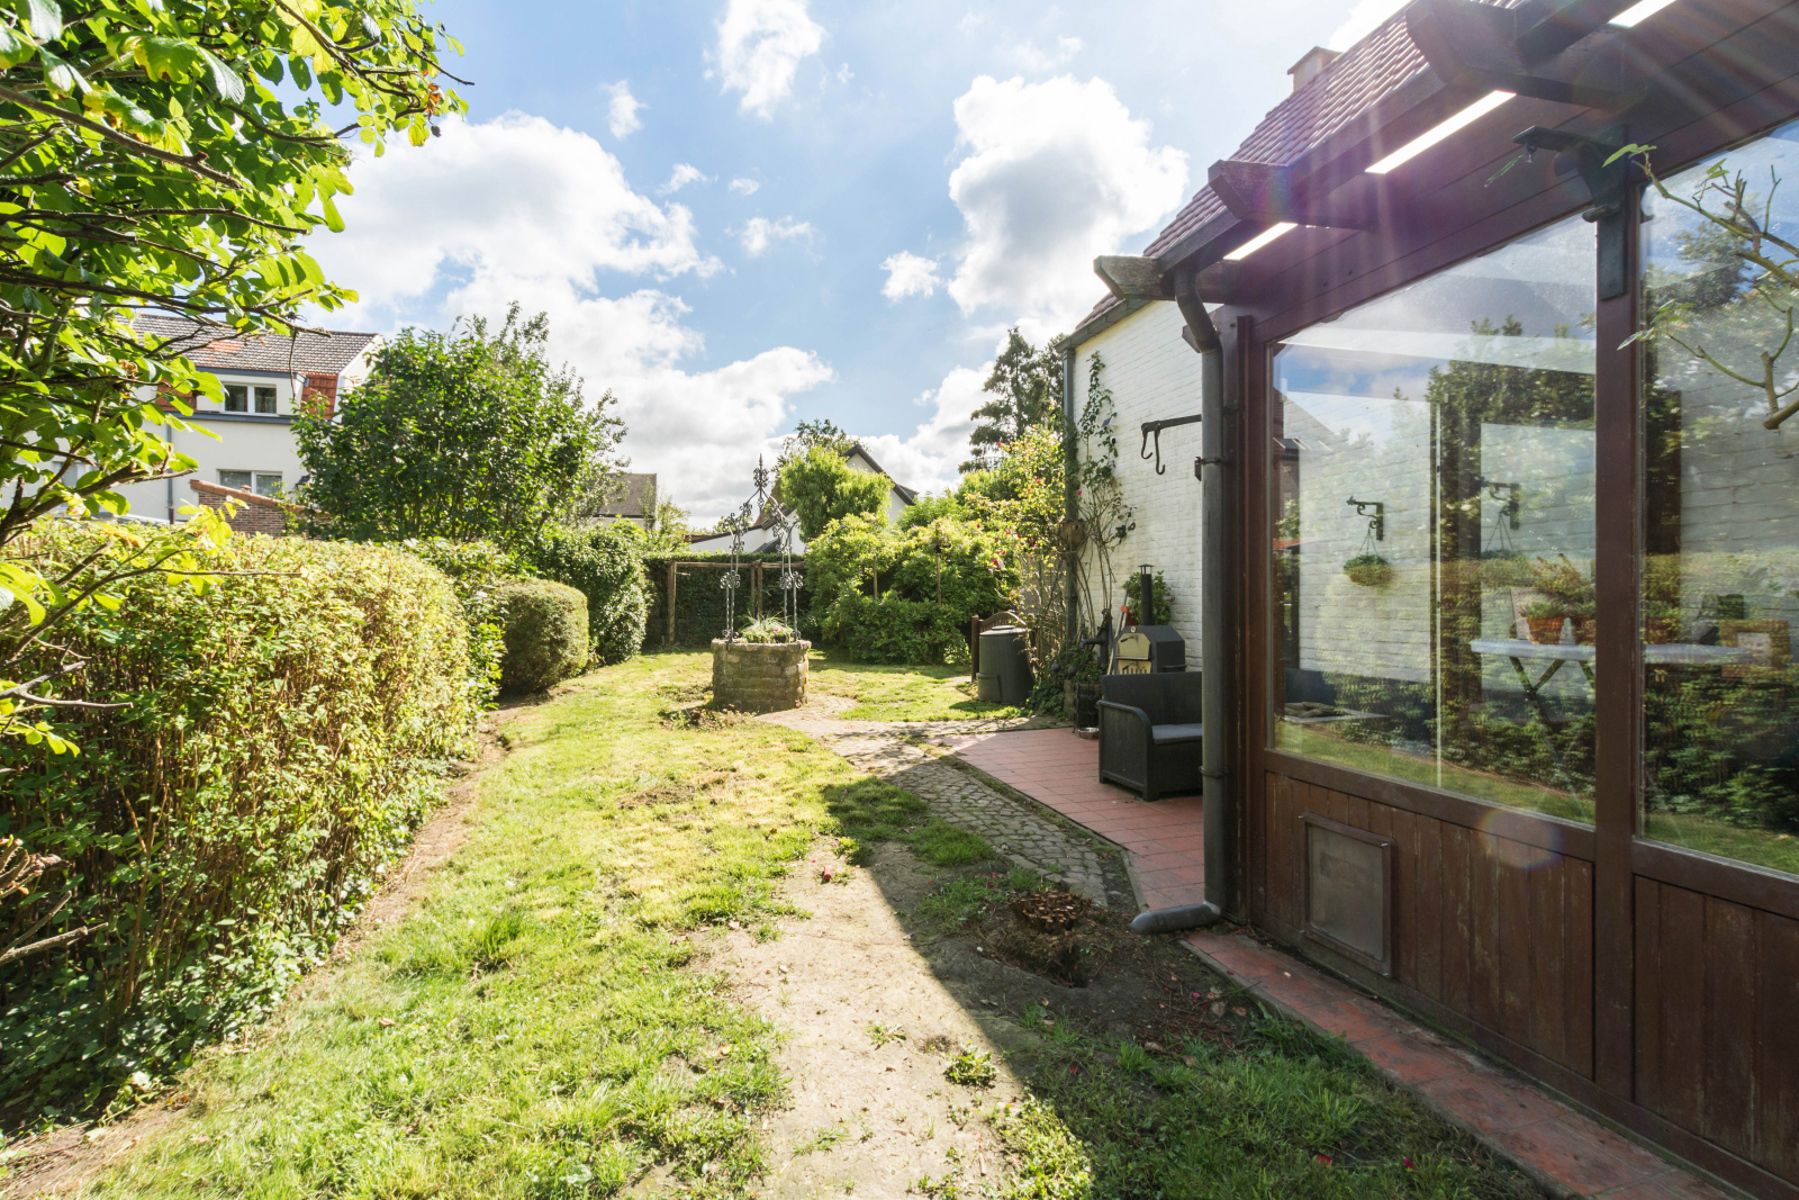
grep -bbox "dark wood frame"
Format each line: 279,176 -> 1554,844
1216,13 -> 1799,1192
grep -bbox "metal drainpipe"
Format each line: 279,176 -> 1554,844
1061,342 -> 1080,653
1130,265 -> 1232,935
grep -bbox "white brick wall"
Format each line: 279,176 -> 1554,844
1071,302 -> 1207,646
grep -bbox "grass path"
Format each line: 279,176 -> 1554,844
15,653 -> 1540,1198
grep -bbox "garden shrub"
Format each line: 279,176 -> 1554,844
0,530 -> 477,1120
528,522 -> 649,665
495,579 -> 590,693
807,514 -> 1011,664
400,536 -> 521,705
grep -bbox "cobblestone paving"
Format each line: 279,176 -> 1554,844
764,699 -> 1132,908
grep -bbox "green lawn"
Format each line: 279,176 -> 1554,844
806,648 -> 1027,722
42,654 -> 1534,1198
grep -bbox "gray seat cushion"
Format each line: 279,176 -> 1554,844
1150,723 -> 1204,744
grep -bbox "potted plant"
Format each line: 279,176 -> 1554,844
1524,599 -> 1569,645
1570,601 -> 1598,646
739,616 -> 797,643
1343,552 -> 1394,587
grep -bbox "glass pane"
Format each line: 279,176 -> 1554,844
223,385 -> 247,412
253,472 -> 283,497
1272,213 -> 1597,822
1641,120 -> 1799,877
218,469 -> 252,490
254,386 -> 278,414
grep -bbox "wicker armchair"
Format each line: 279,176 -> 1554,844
1097,672 -> 1203,801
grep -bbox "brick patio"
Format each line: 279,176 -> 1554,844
944,725 -> 1737,1200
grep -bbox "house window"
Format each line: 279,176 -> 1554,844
219,470 -> 282,497
1269,211 -> 1598,821
220,383 -> 278,414
1639,120 -> 1799,877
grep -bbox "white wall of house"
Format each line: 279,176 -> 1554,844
1070,300 -> 1208,647
114,343 -> 376,524
842,450 -> 911,523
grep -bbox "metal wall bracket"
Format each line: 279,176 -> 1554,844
1347,497 -> 1386,541
1139,413 -> 1203,476
1514,125 -> 1634,299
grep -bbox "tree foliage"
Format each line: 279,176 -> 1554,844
0,0 -> 464,746
776,446 -> 889,541
964,327 -> 1063,473
295,307 -> 621,552
779,417 -> 854,463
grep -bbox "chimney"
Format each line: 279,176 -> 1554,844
1287,46 -> 1341,93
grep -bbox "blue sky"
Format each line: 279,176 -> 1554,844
309,0 -> 1408,519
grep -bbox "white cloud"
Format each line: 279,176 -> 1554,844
854,364 -> 988,498
661,162 -> 711,194
313,114 -> 717,315
605,81 -> 644,139
1327,0 -> 1408,49
310,112 -> 830,521
740,215 -> 815,257
881,251 -> 942,301
712,0 -> 825,119
945,75 -> 1188,339
1002,35 -> 1083,73
728,176 -> 761,196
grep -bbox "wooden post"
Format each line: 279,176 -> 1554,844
665,561 -> 677,645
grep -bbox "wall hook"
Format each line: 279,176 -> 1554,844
1346,497 -> 1385,541
1139,414 -> 1203,476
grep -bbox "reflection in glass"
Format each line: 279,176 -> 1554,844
1272,214 -> 1597,821
1641,120 -> 1799,877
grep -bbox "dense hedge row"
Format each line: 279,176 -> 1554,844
528,523 -> 648,665
643,554 -> 812,648
495,579 -> 590,693
0,531 -> 479,1119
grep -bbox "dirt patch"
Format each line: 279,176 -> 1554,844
708,843 -> 1032,1197
707,837 -> 1259,1197
0,730 -> 507,1200
618,768 -> 737,808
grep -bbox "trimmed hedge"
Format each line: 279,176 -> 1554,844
643,553 -> 811,648
399,536 -> 521,705
528,523 -> 648,665
0,531 -> 478,1119
495,578 -> 590,693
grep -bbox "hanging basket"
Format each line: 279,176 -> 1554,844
1343,553 -> 1394,588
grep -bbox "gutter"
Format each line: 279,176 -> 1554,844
1061,341 -> 1080,653
1129,264 -> 1233,934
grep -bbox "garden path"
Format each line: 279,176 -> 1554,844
762,698 -> 1130,909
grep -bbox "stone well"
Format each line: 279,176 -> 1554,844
710,639 -> 810,712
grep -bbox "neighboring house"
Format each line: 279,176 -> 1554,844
117,314 -> 380,524
684,442 -> 916,554
841,443 -> 917,525
595,471 -> 658,528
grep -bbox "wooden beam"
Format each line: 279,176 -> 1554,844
1093,255 -> 1172,301
1515,0 -> 1643,61
1407,0 -> 1643,110
1207,159 -> 1375,230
